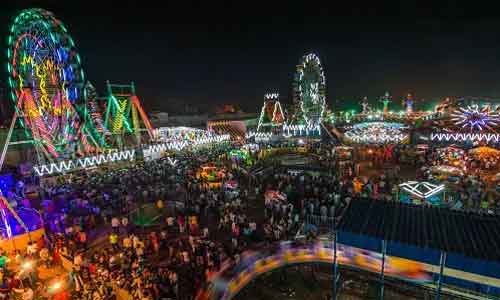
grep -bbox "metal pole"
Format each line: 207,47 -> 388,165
332,204 -> 338,300
332,229 -> 337,300
435,251 -> 447,300
0,111 -> 18,172
380,239 -> 387,300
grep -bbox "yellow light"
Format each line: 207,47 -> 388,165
51,281 -> 62,290
22,261 -> 32,270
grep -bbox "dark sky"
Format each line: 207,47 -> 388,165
2,0 -> 500,112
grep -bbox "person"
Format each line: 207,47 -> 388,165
0,270 -> 9,299
109,232 -> 119,251
78,231 -> 87,250
121,216 -> 129,234
111,217 -> 120,233
40,247 -> 51,267
0,253 -> 7,269
13,286 -> 34,300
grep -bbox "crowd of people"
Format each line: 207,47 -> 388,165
0,139 -> 497,299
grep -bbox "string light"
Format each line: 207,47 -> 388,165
33,149 -> 136,176
451,105 -> 499,131
344,122 -> 408,144
399,181 -> 445,199
430,132 -> 500,143
294,53 -> 326,125
257,93 -> 284,131
282,123 -> 321,137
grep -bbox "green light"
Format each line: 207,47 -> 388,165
7,63 -> 11,74
8,77 -> 14,88
76,54 -> 81,65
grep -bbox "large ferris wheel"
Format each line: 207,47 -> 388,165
5,8 -> 94,160
292,53 -> 327,126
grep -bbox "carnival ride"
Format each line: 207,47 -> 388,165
451,104 -> 499,131
196,241 -> 431,300
256,93 -> 284,132
84,82 -> 110,149
4,8 -> 93,163
103,81 -> 154,148
428,103 -> 500,145
1,8 -> 155,173
292,53 -> 326,127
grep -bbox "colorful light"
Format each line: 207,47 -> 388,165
399,181 -> 445,199
257,93 -> 284,131
344,122 -> 408,144
33,149 -> 136,176
282,123 -> 321,137
451,105 -> 499,131
7,8 -> 87,159
293,53 -> 326,126
429,132 -> 500,144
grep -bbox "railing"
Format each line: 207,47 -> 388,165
304,214 -> 337,234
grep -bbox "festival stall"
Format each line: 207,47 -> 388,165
334,146 -> 353,177
469,147 -> 500,174
437,146 -> 467,169
197,163 -> 227,188
229,149 -> 254,166
429,165 -> 464,183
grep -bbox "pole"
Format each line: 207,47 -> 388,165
435,251 -> 447,300
332,229 -> 338,300
380,239 -> 387,300
332,204 -> 338,300
0,111 -> 18,172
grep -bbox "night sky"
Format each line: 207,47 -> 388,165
2,0 -> 500,113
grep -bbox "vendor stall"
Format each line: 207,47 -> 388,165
469,147 -> 500,170
430,165 -> 464,182
436,146 -> 467,169
197,163 -> 227,188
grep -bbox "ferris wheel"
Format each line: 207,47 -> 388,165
293,53 -> 327,126
6,8 -> 90,160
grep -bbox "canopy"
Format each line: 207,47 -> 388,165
430,165 -> 464,176
469,147 -> 500,160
